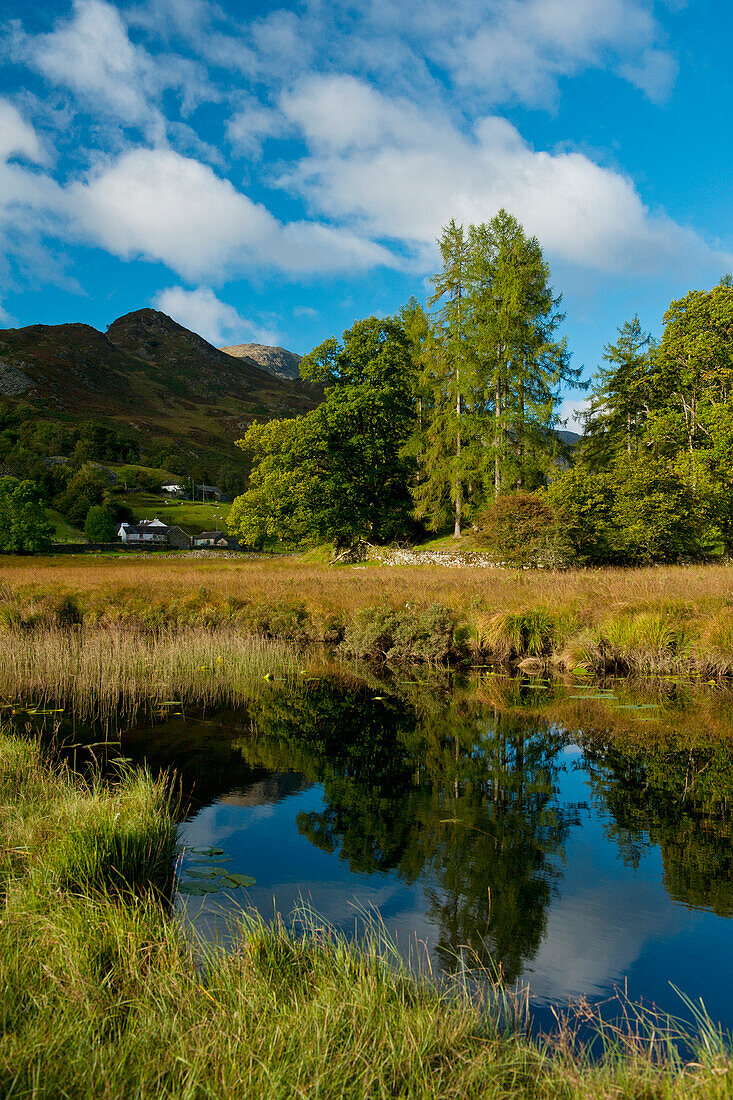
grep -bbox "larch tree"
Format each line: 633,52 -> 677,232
418,220 -> 472,538
414,211 -> 578,537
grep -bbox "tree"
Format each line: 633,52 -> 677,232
226,416 -> 323,549
0,477 -> 52,554
229,316 -> 417,549
580,316 -> 652,469
84,503 -> 118,542
421,220 -> 472,538
546,457 -> 719,564
55,463 -> 113,527
414,211 -> 579,537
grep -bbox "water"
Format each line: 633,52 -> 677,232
77,672 -> 733,1030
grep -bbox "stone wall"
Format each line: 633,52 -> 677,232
331,542 -> 506,568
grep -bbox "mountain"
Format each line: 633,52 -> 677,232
220,342 -> 303,382
556,429 -> 582,446
0,309 -> 319,484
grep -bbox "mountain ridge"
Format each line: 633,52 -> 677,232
0,309 -> 319,487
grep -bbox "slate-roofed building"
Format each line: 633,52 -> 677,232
192,530 -> 240,550
118,518 -> 191,548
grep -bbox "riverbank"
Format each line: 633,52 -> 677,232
2,727 -> 732,1098
3,556 -> 733,674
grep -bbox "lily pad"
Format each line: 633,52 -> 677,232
222,873 -> 256,888
178,880 -> 221,895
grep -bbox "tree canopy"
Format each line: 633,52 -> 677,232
228,212 -> 733,565
0,478 -> 52,554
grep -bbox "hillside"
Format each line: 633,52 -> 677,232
220,342 -> 303,381
0,309 -> 318,487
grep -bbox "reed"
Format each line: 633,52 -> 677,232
0,626 -> 308,719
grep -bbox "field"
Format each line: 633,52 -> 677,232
115,492 -> 231,534
45,507 -> 84,543
3,556 -> 733,674
2,727 -> 732,1098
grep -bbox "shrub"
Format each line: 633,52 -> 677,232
84,503 -> 118,542
341,603 -> 460,662
474,493 -> 571,568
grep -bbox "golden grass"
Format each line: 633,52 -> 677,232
2,555 -> 733,620
3,556 -> 733,672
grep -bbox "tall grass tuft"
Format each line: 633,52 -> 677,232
0,626 -> 307,719
476,607 -> 578,660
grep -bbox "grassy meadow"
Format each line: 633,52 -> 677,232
3,555 -> 733,676
2,727 -> 732,1099
117,491 -> 231,532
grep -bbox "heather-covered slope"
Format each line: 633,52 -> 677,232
0,309 -> 318,482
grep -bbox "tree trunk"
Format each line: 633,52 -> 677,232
494,376 -> 502,497
454,389 -> 462,538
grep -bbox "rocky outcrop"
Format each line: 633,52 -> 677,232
0,360 -> 33,396
220,342 -> 302,381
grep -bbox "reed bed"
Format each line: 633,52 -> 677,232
4,556 -> 733,674
1,727 -> 731,1098
0,627 -> 308,720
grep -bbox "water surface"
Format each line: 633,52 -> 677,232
83,672 -> 733,1030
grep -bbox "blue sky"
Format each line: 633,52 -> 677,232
0,0 -> 730,424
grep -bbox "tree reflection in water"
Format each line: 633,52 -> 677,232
119,672 -> 733,989
246,679 -> 581,981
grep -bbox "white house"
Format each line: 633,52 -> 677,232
118,518 -> 170,544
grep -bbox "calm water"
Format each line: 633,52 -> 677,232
107,673 -> 733,1030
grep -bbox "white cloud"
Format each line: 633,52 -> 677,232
558,394 -> 591,431
153,285 -> 280,345
72,146 -> 397,280
226,99 -> 287,158
198,0 -> 677,109
13,0 -> 215,143
74,148 -> 273,278
436,0 -> 674,107
0,98 -> 45,164
279,76 -> 727,278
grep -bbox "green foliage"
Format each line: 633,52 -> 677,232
56,463 -> 114,527
231,316 -> 417,549
546,457 -> 719,564
413,211 -> 580,536
581,315 -> 653,468
83,503 -> 118,542
474,492 -> 571,567
0,477 -> 52,554
341,603 -> 460,662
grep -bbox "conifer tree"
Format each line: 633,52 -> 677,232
416,220 -> 472,537
582,316 -> 652,469
414,211 -> 577,536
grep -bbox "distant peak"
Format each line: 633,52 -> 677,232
220,342 -> 303,381
107,308 -> 189,339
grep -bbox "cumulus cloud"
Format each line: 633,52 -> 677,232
153,285 -> 279,345
12,0 -> 215,142
71,146 -> 397,280
0,98 -> 45,164
279,76 -> 726,277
